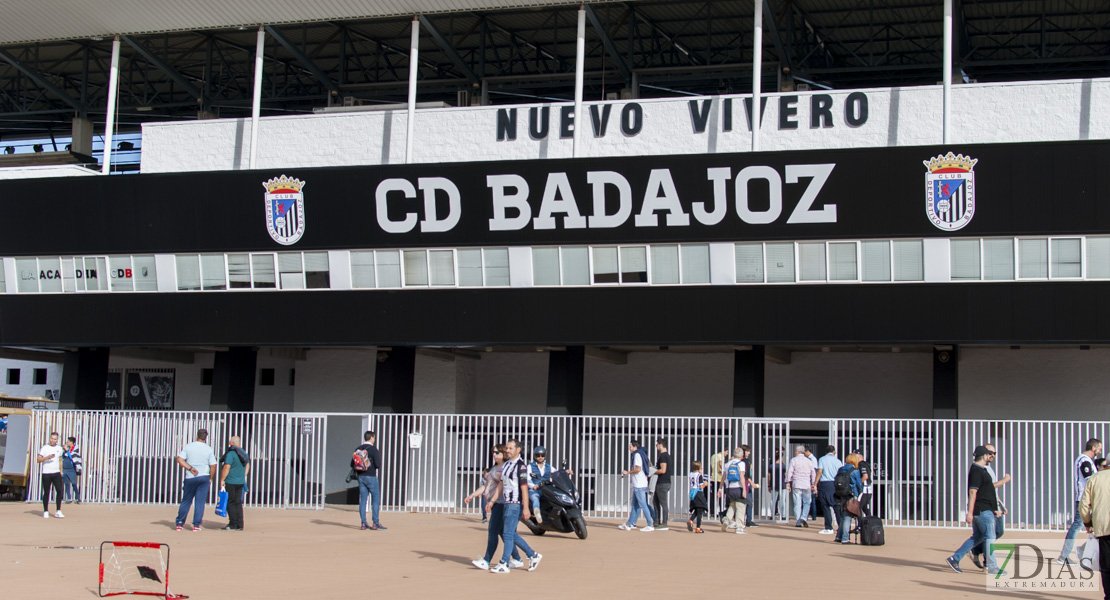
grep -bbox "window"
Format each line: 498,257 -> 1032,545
765,243 -> 795,283
1051,238 -> 1082,278
983,239 -> 1014,280
892,240 -> 923,282
175,255 -> 201,291
680,244 -> 711,284
861,241 -> 890,282
457,249 -> 483,287
38,257 -> 62,293
259,368 -> 275,386
428,250 -> 454,286
376,250 -> 401,287
828,242 -> 858,281
252,254 -> 277,288
1089,237 -> 1110,279
620,247 -> 648,283
484,248 -> 510,286
304,252 -> 330,288
798,242 -> 827,282
6,368 -> 19,385
109,255 -> 134,292
951,239 -> 981,281
351,251 -> 376,288
592,247 -> 618,283
533,248 -> 560,286
561,247 -> 590,285
33,368 -> 47,385
133,255 -> 157,291
735,243 -> 764,283
0,260 -> 5,293
16,257 -> 40,293
651,245 -> 679,284
1018,238 -> 1048,279
228,254 -> 251,289
278,253 -> 304,289
200,254 -> 226,290
403,250 -> 429,286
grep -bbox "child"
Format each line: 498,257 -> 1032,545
688,461 -> 709,533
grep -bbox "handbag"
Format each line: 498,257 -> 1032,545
345,468 -> 357,483
845,497 -> 862,517
214,489 -> 229,517
1081,533 -> 1100,569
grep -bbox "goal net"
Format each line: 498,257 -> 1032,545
99,542 -> 186,598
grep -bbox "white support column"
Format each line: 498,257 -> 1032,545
249,26 -> 265,169
406,16 -> 420,164
573,5 -> 586,158
751,0 -> 764,152
100,37 -> 121,175
943,0 -> 953,145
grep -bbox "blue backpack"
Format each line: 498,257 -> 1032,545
726,461 -> 742,483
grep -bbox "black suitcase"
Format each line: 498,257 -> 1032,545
859,516 -> 885,546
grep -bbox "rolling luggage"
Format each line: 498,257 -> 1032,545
859,516 -> 885,546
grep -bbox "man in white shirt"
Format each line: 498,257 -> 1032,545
173,428 -> 218,532
37,432 -> 65,519
1059,438 -> 1102,565
619,439 -> 655,531
718,447 -> 748,535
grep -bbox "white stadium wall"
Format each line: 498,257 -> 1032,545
290,348 -> 376,413
470,352 -> 548,414
583,352 -> 733,416
141,78 -> 1110,173
958,347 -> 1110,421
0,358 -> 62,400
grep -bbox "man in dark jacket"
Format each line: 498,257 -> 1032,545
352,431 -> 384,530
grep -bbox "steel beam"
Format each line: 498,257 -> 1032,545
121,35 -> 204,103
264,25 -> 342,97
418,14 -> 481,85
585,4 -> 631,81
0,47 -> 84,112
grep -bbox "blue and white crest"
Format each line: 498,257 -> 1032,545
263,175 -> 306,245
924,152 -> 977,231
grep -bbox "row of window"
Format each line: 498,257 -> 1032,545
2,237 -> 1109,293
5,368 -> 48,385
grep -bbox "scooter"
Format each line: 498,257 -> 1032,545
520,463 -> 588,540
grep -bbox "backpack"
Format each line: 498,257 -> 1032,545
352,447 -> 373,472
726,461 -> 742,483
834,465 -> 854,500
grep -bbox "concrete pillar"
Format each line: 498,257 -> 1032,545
373,347 -> 415,413
546,346 -> 585,416
60,348 -> 110,410
211,347 -> 257,411
733,346 -> 765,417
70,117 -> 94,156
933,346 -> 959,419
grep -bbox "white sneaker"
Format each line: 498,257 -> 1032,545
735,527 -> 747,534
489,562 -> 510,574
641,525 -> 655,532
618,524 -> 637,531
54,511 -> 65,519
43,511 -> 49,519
726,522 -> 738,529
472,558 -> 490,570
818,529 -> 834,535
509,558 -> 525,568
528,553 -> 543,572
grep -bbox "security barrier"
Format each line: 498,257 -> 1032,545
26,410 -> 1110,531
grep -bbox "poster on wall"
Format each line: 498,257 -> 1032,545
124,369 -> 175,410
105,371 -> 122,410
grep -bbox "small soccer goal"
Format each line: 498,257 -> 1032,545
99,541 -> 187,599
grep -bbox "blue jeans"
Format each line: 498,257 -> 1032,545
175,477 -> 210,527
1060,502 -> 1083,561
838,508 -> 854,542
625,487 -> 655,527
972,514 -> 1005,555
62,468 -> 80,502
358,475 -> 380,526
500,504 -> 535,566
483,503 -> 521,563
529,489 -> 542,518
952,512 -> 999,572
792,488 -> 812,524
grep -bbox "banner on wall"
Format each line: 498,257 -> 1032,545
119,369 -> 175,410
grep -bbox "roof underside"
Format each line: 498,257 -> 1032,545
0,1 -> 1107,146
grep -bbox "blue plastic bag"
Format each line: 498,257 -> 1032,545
214,489 -> 229,517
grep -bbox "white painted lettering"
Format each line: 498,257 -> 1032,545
586,171 -> 632,229
487,174 -> 532,231
375,178 -> 419,234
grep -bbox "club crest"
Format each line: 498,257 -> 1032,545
263,175 -> 306,245
924,152 -> 977,231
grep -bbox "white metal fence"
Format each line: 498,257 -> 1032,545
24,410 -> 1110,531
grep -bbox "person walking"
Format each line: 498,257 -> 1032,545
688,460 -> 709,533
742,445 -> 759,528
835,453 -> 863,544
710,446 -> 728,522
718,447 -> 748,535
37,432 -> 65,519
174,428 -> 218,531
969,443 -> 1010,569
1078,460 -> 1110,600
767,450 -> 786,520
786,445 -> 816,528
652,439 -> 672,530
619,439 -> 655,532
218,435 -> 250,531
815,445 -> 843,535
352,431 -> 385,531
485,439 -> 542,574
61,436 -> 82,504
945,446 -> 1005,575
853,448 -> 873,517
1059,438 -> 1102,566
470,444 -> 523,570
805,447 -> 820,521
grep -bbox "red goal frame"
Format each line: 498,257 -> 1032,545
98,541 -> 185,598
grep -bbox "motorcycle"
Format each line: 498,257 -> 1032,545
520,463 -> 588,540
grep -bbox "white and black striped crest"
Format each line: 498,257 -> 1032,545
924,154 -> 977,232
264,177 -> 306,245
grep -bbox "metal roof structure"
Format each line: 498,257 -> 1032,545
0,1 -> 1108,148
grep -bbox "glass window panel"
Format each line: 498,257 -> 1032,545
38,257 -> 62,293
201,254 -> 227,290
304,251 -> 330,289
680,244 -> 710,284
950,239 -> 981,281
533,248 -> 560,286
735,243 -> 764,283
87,257 -> 107,291
1088,237 -> 1110,279
132,255 -> 158,291
350,251 -> 376,288
62,258 -> 77,292
457,249 -> 483,287
651,245 -> 679,285
983,239 -> 1015,281
1018,239 -> 1048,279
402,250 -> 428,286
1051,238 -> 1082,278
278,252 -> 304,289
175,255 -> 201,291
829,242 -> 858,281
108,255 -> 133,292
429,250 -> 455,286
620,246 -> 648,283
376,250 -> 401,288
766,243 -> 795,283
561,247 -> 590,285
16,258 -> 38,292
861,241 -> 890,282
228,254 -> 251,289
484,248 -> 510,286
798,243 -> 827,281
592,247 -> 619,284
893,240 -> 923,282
251,254 -> 276,288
